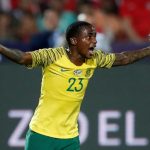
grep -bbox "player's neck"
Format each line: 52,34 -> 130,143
66,48 -> 85,66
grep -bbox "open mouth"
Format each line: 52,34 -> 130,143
89,47 -> 94,51
89,45 -> 96,51
88,47 -> 95,56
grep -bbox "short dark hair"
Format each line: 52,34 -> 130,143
66,21 -> 92,45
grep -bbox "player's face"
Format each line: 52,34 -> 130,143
76,26 -> 97,59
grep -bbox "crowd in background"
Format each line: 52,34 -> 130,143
0,0 -> 150,53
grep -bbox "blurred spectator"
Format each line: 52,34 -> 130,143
58,11 -> 77,33
77,1 -> 112,52
51,0 -> 77,33
29,8 -> 64,50
0,0 -> 149,53
119,0 -> 150,40
93,0 -> 144,44
15,12 -> 38,43
0,11 -> 14,41
38,0 -> 77,35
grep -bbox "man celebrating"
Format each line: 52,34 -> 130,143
0,21 -> 150,150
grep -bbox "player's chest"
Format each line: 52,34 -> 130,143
47,65 -> 94,78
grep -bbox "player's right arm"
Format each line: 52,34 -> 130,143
0,44 -> 32,65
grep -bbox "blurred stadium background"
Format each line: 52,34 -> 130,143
0,0 -> 150,150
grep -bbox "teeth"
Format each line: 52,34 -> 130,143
89,50 -> 94,55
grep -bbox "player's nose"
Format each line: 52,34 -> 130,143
92,37 -> 97,46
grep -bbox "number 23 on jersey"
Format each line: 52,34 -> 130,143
66,78 -> 84,92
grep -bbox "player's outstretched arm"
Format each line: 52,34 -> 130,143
113,46 -> 150,66
0,44 -> 32,65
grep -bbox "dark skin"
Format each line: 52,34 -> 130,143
0,25 -> 150,66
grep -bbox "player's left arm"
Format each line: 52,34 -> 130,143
113,46 -> 150,66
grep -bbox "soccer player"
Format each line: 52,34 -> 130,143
0,21 -> 150,150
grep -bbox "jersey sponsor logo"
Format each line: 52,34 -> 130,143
60,68 -> 70,72
74,70 -> 82,76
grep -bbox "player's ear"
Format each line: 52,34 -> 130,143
70,37 -> 77,45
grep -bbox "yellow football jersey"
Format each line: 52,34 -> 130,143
27,47 -> 115,138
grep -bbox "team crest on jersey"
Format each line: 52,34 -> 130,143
74,70 -> 82,76
85,69 -> 91,77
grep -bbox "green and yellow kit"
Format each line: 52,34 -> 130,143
27,47 -> 115,139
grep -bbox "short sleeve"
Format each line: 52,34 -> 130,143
26,47 -> 64,69
94,50 -> 116,68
